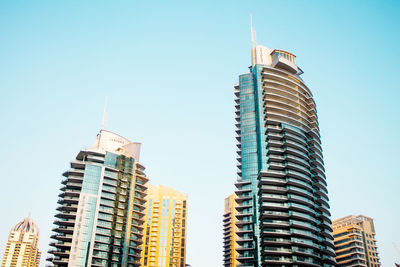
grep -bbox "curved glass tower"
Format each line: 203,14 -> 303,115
234,45 -> 336,266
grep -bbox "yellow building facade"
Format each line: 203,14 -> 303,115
333,215 -> 380,267
1,216 -> 41,267
140,184 -> 188,267
223,194 -> 238,267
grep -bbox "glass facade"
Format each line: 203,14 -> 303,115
233,46 -> 336,267
47,130 -> 148,267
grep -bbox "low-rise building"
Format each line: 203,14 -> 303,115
333,215 -> 380,267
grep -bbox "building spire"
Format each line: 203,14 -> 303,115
250,13 -> 257,66
101,96 -> 108,130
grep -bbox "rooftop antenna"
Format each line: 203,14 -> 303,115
102,96 -> 108,130
250,13 -> 257,66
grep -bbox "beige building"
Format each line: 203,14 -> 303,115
223,194 -> 238,267
333,215 -> 380,267
140,184 -> 188,267
1,216 -> 41,267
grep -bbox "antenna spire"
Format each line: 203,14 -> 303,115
102,96 -> 108,130
250,13 -> 257,66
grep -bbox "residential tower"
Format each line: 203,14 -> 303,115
233,44 -> 335,266
223,194 -> 238,267
140,184 -> 187,267
47,130 -> 148,267
332,215 -> 380,267
1,216 -> 41,267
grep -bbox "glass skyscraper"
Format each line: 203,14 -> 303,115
47,130 -> 148,267
233,45 -> 336,266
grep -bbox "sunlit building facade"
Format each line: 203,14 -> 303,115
1,216 -> 41,267
47,130 -> 148,267
140,184 -> 187,267
233,44 -> 335,266
223,194 -> 238,267
332,215 -> 380,267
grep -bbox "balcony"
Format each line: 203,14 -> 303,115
259,170 -> 285,178
259,193 -> 287,202
291,246 -> 319,258
286,177 -> 313,191
289,202 -> 315,215
287,186 -> 313,198
289,211 -> 316,223
261,211 -> 289,219
322,245 -> 336,257
259,177 -> 286,186
262,237 -> 290,245
260,202 -> 288,211
292,257 -> 320,266
236,246 -> 255,251
289,220 -> 318,232
268,154 -> 285,162
285,154 -> 310,168
260,185 -> 286,194
287,194 -> 313,207
263,247 -> 292,255
261,228 -> 290,237
262,219 -> 289,228
263,256 -> 292,265
291,238 -> 319,249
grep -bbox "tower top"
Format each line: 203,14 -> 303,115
92,129 -> 142,161
12,216 -> 40,236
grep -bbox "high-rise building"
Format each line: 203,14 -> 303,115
223,194 -> 238,267
1,216 -> 41,267
140,184 -> 187,267
47,130 -> 149,267
233,43 -> 336,266
332,215 -> 380,267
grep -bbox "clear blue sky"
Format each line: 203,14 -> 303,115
0,1 -> 399,266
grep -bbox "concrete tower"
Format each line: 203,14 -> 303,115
140,184 -> 188,267
1,216 -> 41,267
333,215 -> 380,266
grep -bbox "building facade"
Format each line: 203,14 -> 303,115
233,44 -> 335,266
1,216 -> 41,267
332,215 -> 380,267
47,130 -> 149,267
140,184 -> 187,267
223,194 -> 238,267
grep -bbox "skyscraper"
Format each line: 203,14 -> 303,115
1,216 -> 41,267
140,184 -> 187,267
233,43 -> 335,266
332,215 -> 380,267
47,130 -> 148,267
223,194 -> 238,267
